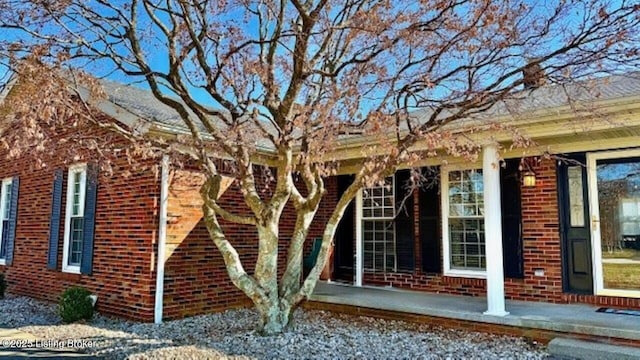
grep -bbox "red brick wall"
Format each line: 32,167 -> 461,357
513,158 -> 563,301
359,158 -> 640,309
6,136 -> 638,325
0,129 -> 160,321
162,168 -> 337,320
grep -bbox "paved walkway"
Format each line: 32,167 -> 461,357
311,281 -> 640,342
0,327 -> 91,359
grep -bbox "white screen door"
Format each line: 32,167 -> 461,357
587,149 -> 640,298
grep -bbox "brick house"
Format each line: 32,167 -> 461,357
0,73 -> 639,323
329,73 -> 640,316
0,78 -> 336,322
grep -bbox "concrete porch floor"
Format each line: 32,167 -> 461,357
309,282 -> 640,343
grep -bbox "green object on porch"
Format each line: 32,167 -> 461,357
303,238 -> 322,273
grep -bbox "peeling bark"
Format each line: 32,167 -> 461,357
200,169 -> 357,334
257,299 -> 294,336
255,224 -> 279,298
280,205 -> 317,300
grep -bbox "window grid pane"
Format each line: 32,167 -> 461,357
362,176 -> 396,273
449,169 -> 484,217
449,219 -> 486,270
363,220 -> 396,272
362,177 -> 395,220
449,169 -> 486,271
0,182 -> 11,260
68,217 -> 84,266
0,220 -> 8,258
3,183 -> 11,220
72,172 -> 82,216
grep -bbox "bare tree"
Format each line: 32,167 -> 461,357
1,0 -> 639,334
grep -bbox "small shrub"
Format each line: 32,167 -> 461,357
58,286 -> 94,323
0,273 -> 6,299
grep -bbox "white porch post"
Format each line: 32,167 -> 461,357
482,144 -> 509,316
355,189 -> 363,287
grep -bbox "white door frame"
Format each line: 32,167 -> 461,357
586,149 -> 640,298
355,189 -> 363,287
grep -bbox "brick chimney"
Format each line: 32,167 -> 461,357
522,59 -> 546,89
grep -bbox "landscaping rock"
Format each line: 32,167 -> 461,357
0,295 -> 549,359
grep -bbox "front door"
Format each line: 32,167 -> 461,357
558,157 -> 593,293
334,175 -> 355,282
587,150 -> 640,297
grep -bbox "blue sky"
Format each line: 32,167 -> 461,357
0,0 -> 633,111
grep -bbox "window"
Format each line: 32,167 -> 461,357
362,176 -> 396,272
442,168 -> 486,276
568,166 -> 585,227
621,198 -> 640,237
62,164 -> 87,273
0,178 -> 12,264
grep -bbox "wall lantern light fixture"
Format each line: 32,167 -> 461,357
520,157 -> 537,188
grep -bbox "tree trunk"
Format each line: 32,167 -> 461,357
200,173 -> 358,335
258,300 -> 293,336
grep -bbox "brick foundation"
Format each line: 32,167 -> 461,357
304,301 -> 640,347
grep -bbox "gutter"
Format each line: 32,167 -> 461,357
154,155 -> 170,324
333,95 -> 640,150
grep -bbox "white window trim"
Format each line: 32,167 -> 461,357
0,178 -> 12,266
62,163 -> 87,274
361,176 -> 397,273
441,167 -> 487,279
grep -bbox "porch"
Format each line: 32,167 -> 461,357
308,282 -> 640,345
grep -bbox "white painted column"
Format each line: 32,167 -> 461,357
154,155 -> 170,324
355,190 -> 363,287
482,144 -> 509,316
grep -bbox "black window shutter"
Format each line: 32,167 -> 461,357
395,170 -> 415,272
501,159 -> 524,279
47,169 -> 64,270
5,176 -> 19,266
80,163 -> 98,275
419,167 -> 441,273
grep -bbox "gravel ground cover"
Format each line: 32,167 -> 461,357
0,294 -> 550,359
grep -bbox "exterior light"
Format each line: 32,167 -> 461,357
522,171 -> 536,187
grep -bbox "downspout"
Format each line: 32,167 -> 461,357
154,155 -> 169,324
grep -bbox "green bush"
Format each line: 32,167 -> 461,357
58,287 -> 94,323
0,273 -> 6,299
